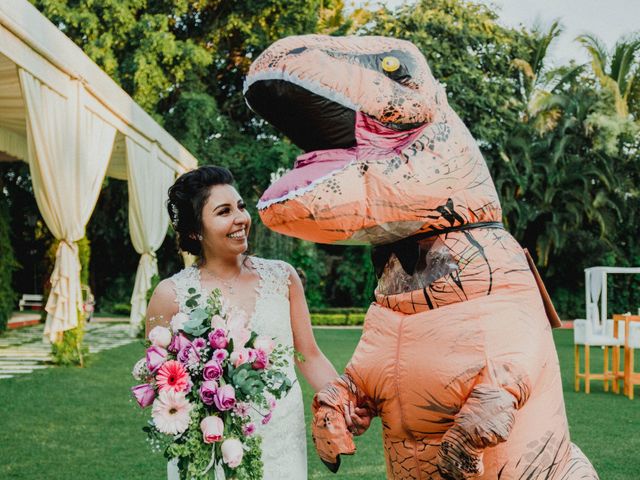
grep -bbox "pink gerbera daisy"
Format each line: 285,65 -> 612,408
156,360 -> 190,393
152,390 -> 193,435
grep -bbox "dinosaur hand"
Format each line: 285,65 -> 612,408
436,435 -> 484,479
312,384 -> 357,472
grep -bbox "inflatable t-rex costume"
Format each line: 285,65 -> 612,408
244,35 -> 598,479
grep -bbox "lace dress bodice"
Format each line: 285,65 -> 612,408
169,257 -> 307,480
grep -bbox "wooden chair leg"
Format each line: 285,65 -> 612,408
624,346 -> 631,398
613,345 -> 620,394
585,345 -> 591,394
574,344 -> 581,392
630,348 -> 635,400
603,346 -> 610,392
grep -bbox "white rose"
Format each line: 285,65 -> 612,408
170,312 -> 190,333
221,438 -> 244,468
148,326 -> 172,348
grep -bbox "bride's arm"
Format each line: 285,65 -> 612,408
287,264 -> 339,392
145,279 -> 179,338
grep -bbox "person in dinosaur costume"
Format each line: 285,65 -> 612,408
243,35 -> 598,479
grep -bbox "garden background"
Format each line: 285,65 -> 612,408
1,0 -> 639,329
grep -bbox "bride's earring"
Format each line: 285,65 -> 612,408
197,234 -> 203,241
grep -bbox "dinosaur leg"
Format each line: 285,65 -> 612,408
312,372 -> 373,472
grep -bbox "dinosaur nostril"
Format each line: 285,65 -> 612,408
288,47 -> 307,55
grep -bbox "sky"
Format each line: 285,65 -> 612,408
367,0 -> 640,66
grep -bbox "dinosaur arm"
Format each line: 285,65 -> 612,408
312,372 -> 374,472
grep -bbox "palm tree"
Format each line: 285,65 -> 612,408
577,33 -> 640,118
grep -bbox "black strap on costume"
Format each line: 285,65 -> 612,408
371,221 -> 504,277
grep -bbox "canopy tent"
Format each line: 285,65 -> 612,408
585,266 -> 640,332
0,1 -> 198,340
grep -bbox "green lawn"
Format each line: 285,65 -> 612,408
0,329 -> 638,479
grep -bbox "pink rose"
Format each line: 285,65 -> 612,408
208,328 -> 228,349
148,326 -> 172,348
145,345 -> 167,374
202,360 -> 223,381
192,337 -> 207,351
131,383 -> 156,408
200,416 -> 224,443
252,349 -> 269,370
199,380 -> 218,405
230,349 -> 249,368
214,384 -> 236,411
253,336 -> 276,355
221,438 -> 244,467
177,344 -> 200,367
168,332 -> 191,353
213,348 -> 229,363
242,423 -> 256,436
170,312 -> 190,333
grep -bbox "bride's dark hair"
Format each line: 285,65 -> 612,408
167,165 -> 235,256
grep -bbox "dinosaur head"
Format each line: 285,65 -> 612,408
244,35 -> 500,245
244,35 -> 441,152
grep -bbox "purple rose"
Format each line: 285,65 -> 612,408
208,329 -> 228,349
168,332 -> 192,353
199,380 -> 218,405
213,349 -> 229,363
252,349 -> 269,370
178,344 -> 200,366
192,337 -> 207,351
202,360 -> 223,381
214,384 -> 236,411
131,383 -> 156,408
146,345 -> 167,374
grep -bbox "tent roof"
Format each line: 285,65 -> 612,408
0,0 -> 197,173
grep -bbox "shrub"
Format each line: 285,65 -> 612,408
0,199 -> 18,332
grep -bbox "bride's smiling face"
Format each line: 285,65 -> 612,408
200,184 -> 251,257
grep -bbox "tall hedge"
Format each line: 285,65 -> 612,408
0,198 -> 18,332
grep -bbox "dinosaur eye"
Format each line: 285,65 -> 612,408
381,56 -> 400,72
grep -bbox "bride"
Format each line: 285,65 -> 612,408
146,165 -> 340,479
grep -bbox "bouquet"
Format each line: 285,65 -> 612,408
131,287 -> 293,479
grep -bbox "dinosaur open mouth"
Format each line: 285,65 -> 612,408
245,79 -> 356,152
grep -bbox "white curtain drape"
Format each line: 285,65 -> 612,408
588,270 -> 603,332
127,139 -> 174,329
19,70 -> 116,342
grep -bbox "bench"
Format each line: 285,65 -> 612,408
18,294 -> 44,311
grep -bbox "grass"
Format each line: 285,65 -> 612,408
0,329 -> 639,479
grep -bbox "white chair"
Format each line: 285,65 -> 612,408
573,318 -> 624,393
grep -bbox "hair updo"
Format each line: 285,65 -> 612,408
167,165 -> 235,256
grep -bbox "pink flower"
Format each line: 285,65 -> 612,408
208,328 -> 229,349
214,384 -> 236,411
233,402 -> 251,418
230,349 -> 249,368
253,336 -> 276,355
152,390 -> 192,435
146,345 -> 167,374
242,423 -> 256,436
262,412 -> 272,425
177,344 -> 200,367
131,383 -> 156,408
168,332 -> 191,353
148,326 -> 172,348
156,360 -> 190,393
200,415 -> 224,444
202,360 -> 223,381
221,438 -> 244,467
192,337 -> 207,351
213,349 -> 229,363
252,349 -> 269,370
199,380 -> 218,405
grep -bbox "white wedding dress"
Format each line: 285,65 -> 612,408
169,257 -> 308,480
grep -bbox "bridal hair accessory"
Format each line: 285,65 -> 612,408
170,203 -> 179,229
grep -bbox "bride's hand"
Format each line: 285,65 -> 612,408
343,401 -> 372,436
